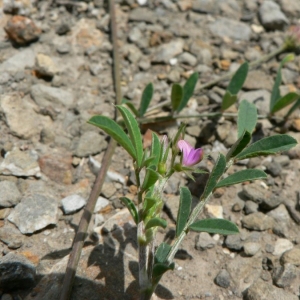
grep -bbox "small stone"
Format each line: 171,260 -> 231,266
0,148 -> 41,178
208,17 -> 251,41
151,39 -> 184,64
178,52 -> 197,66
56,43 -> 71,54
265,161 -> 282,177
265,243 -> 275,253
204,204 -> 223,218
243,242 -> 261,256
279,0 -> 300,17
195,232 -> 216,250
243,70 -> 273,91
167,69 -> 181,83
4,16 -> 41,45
3,0 -> 34,16
94,196 -> 110,213
273,238 -> 293,256
243,183 -> 269,204
244,278 -> 298,300
101,182 -> 117,199
55,23 -> 71,35
242,212 -> 274,231
214,269 -> 231,288
61,194 -> 86,215
259,1 -> 289,31
0,253 -> 36,290
35,53 -> 58,78
0,181 -> 21,208
8,194 -> 58,234
38,150 -> 73,185
129,8 -> 156,23
72,131 -> 107,157
239,90 -> 270,115
0,227 -> 24,249
232,199 -> 245,212
280,248 -> 300,267
224,234 -> 243,251
192,0 -> 218,14
0,208 -> 10,219
273,263 -> 297,288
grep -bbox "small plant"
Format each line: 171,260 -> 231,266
88,96 -> 296,299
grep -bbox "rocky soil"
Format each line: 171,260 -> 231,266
1,0 -> 300,299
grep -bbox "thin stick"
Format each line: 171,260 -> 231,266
59,0 -> 121,299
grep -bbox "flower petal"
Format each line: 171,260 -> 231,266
186,148 -> 203,166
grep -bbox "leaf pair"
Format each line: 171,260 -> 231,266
171,73 -> 199,113
270,54 -> 300,116
221,62 -> 249,111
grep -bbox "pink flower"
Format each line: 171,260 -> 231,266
177,140 -> 203,166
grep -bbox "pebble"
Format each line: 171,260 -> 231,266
94,196 -> 110,213
0,227 -> 24,249
56,43 -> 71,54
0,252 -> 36,290
239,90 -> 271,115
178,52 -> 197,66
244,201 -> 259,215
242,183 -> 269,204
214,269 -> 231,288
243,242 -> 261,256
8,194 -> 58,234
3,0 -> 34,16
241,212 -> 274,231
61,194 -> 86,215
273,263 -> 297,288
192,0 -> 218,14
273,238 -> 293,256
151,39 -> 184,64
195,232 -> 217,250
0,181 -> 21,208
4,15 -> 41,45
279,0 -> 300,17
208,17 -> 251,41
35,53 -> 59,78
0,148 -> 41,178
129,7 -> 157,23
243,70 -> 273,91
244,278 -> 298,300
258,0 -> 289,31
224,234 -> 243,251
280,248 -> 300,266
204,204 -> 223,219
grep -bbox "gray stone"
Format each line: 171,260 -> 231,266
61,194 -> 86,215
0,72 -> 11,84
239,90 -> 270,115
72,131 -> 107,157
280,248 -> 300,267
151,39 -> 184,64
56,43 -> 71,54
0,252 -> 36,290
244,201 -> 259,214
244,278 -> 298,300
0,49 -> 35,74
208,17 -> 251,41
273,238 -> 293,256
259,1 -> 289,31
195,232 -> 216,250
8,194 -> 58,234
0,181 -> 21,208
0,93 -> 45,139
214,269 -> 230,288
243,242 -> 261,256
94,196 -> 110,213
242,183 -> 269,204
273,155 -> 290,167
232,199 -> 245,212
267,204 -> 290,223
224,234 -> 243,251
242,212 -> 274,231
273,263 -> 298,288
31,84 -> 74,107
129,8 -> 156,23
281,68 -> 298,85
128,26 -> 148,49
0,227 -> 24,249
260,194 -> 283,211
279,0 -> 300,17
178,52 -> 197,66
265,161 -> 282,177
0,148 -> 41,178
243,70 -> 273,91
192,0 -> 218,14
3,0 -> 34,16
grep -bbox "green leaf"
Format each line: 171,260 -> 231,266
227,62 -> 249,95
139,83 -> 154,117
201,153 -> 226,200
221,91 -> 237,111
177,72 -> 199,113
143,197 -> 157,213
226,130 -> 252,161
141,166 -> 160,191
189,219 -> 239,235
152,262 -> 174,281
145,217 -> 167,230
176,187 -> 192,237
150,132 -> 161,166
142,156 -> 156,168
271,92 -> 299,114
270,54 -> 295,112
155,242 -> 171,264
122,99 -> 139,117
286,98 -> 300,118
237,100 -> 257,138
88,115 -> 135,159
117,105 -> 143,167
236,134 -> 297,160
120,197 -> 138,224
171,83 -> 183,112
216,169 -> 267,188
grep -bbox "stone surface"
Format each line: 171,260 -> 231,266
8,194 -> 58,234
273,238 -> 293,256
151,39 -> 184,64
35,53 -> 59,77
0,227 -> 24,249
0,148 -> 41,177
0,181 -> 21,208
208,17 -> 251,41
273,263 -> 298,288
243,242 -> 261,256
280,248 -> 300,266
61,194 -> 86,215
214,269 -> 230,288
241,212 -> 274,231
195,232 -> 216,250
